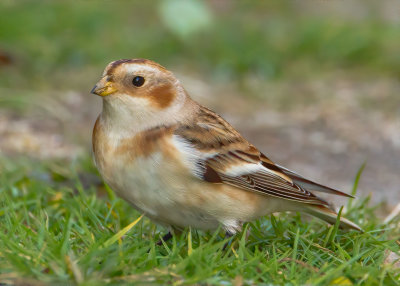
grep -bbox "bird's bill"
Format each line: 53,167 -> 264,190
91,77 -> 117,97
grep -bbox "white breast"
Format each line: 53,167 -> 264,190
102,150 -> 169,214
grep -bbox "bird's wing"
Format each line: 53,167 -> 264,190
174,106 -> 349,207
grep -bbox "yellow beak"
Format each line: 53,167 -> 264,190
91,77 -> 117,97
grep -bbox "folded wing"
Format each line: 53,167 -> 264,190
174,106 -> 352,208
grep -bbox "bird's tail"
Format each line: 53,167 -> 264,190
304,205 -> 362,231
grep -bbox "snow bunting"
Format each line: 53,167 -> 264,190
91,59 -> 361,236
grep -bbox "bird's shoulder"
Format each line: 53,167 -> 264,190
173,104 -> 288,180
174,105 -> 254,153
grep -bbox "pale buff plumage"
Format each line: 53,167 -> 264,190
91,59 -> 361,234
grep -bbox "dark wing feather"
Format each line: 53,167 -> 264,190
275,164 -> 354,198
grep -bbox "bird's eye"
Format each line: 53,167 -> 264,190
132,76 -> 145,87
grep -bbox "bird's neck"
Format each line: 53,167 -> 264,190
100,93 -> 197,139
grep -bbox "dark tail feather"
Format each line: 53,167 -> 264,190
277,165 -> 354,198
305,205 -> 362,231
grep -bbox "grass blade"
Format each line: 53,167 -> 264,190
347,162 -> 366,209
103,214 -> 144,248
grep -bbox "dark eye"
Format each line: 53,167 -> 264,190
132,76 -> 145,87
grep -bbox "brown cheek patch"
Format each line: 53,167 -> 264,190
146,83 -> 176,109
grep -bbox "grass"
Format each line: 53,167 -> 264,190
0,157 -> 399,285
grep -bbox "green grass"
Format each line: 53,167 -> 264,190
0,157 -> 399,285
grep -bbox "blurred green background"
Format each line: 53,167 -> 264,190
1,1 -> 400,90
1,0 -> 399,205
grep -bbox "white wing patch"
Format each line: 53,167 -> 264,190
224,163 -> 264,176
170,135 -> 205,178
223,162 -> 282,178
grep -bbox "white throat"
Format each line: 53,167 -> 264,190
99,86 -> 190,139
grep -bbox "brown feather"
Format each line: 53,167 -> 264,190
115,125 -> 175,160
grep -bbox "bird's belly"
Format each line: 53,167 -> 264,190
100,151 -> 221,230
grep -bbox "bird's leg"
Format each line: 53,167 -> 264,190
225,231 -> 234,238
156,231 -> 173,246
148,231 -> 173,253
222,231 -> 235,250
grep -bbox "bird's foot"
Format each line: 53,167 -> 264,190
156,231 -> 173,246
222,231 -> 235,250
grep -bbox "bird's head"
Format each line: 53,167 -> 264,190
92,59 -> 191,131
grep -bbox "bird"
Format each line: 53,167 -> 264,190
91,58 -> 361,240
